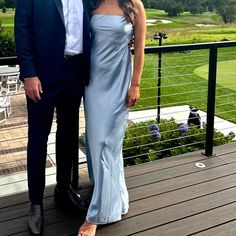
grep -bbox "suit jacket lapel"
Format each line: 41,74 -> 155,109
54,0 -> 65,25
82,0 -> 90,32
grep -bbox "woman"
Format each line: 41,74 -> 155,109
78,0 -> 146,235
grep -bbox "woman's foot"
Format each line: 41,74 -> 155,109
77,220 -> 97,236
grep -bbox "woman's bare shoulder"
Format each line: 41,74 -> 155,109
132,0 -> 144,11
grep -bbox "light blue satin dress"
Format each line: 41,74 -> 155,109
84,14 -> 133,224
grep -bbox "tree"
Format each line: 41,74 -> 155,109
216,0 -> 236,23
0,0 -> 4,8
190,5 -> 205,14
141,0 -> 149,8
149,0 -> 159,9
157,0 -> 209,15
4,0 -> 16,10
190,6 -> 200,14
175,3 -> 184,15
162,0 -> 184,16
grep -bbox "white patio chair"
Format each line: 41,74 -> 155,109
6,75 -> 19,94
18,79 -> 24,90
0,106 -> 7,123
0,89 -> 8,123
0,87 -> 11,117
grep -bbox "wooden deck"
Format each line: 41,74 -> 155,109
1,143 -> 236,236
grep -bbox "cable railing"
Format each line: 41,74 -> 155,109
0,41 -> 236,191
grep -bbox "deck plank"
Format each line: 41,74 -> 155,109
133,202 -> 236,236
128,161 -> 236,202
191,219 -> 236,236
0,155 -> 229,222
217,152 -> 236,164
127,156 -> 225,189
125,151 -> 205,178
0,143 -> 235,236
97,188 -> 236,236
0,186 -> 93,223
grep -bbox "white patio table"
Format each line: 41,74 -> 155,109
0,66 -> 20,80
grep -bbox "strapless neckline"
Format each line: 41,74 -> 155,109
92,14 -> 125,18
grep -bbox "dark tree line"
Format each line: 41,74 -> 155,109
142,0 -> 236,23
215,0 -> 236,23
0,0 -> 16,10
0,0 -> 235,24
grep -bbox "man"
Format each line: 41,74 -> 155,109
14,0 -> 91,235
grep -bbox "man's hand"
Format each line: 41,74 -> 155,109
24,76 -> 43,102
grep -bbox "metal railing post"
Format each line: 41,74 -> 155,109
157,41 -> 162,124
205,46 -> 218,156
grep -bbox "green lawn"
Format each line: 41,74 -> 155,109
145,9 -> 236,46
134,47 -> 236,123
194,60 -> 236,91
0,9 -> 15,34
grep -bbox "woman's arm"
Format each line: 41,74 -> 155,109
126,0 -> 146,107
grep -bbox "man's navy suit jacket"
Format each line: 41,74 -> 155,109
14,0 -> 91,88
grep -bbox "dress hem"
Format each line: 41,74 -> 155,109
86,209 -> 129,225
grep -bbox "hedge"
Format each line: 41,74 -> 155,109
123,118 -> 234,166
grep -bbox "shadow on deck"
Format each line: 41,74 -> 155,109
1,143 -> 236,236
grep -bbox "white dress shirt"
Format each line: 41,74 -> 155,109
61,0 -> 83,55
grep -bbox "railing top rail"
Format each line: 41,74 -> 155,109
1,41 -> 236,65
143,40 -> 236,54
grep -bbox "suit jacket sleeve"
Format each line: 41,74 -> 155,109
15,0 -> 37,81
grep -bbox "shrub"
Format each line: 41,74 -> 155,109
0,33 -> 15,57
123,118 -> 234,166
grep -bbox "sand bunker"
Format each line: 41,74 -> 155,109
195,24 -> 216,27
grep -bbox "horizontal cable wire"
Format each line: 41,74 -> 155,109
141,89 -> 208,100
123,132 -> 206,151
123,140 -> 206,161
125,125 -> 205,141
146,62 -> 208,70
141,73 -> 194,80
155,97 -> 207,107
140,81 -> 207,91
216,93 -> 236,99
156,52 -> 209,60
1,46 -> 236,173
161,62 -> 208,70
2,115 -> 232,144
126,116 -> 236,132
216,125 -> 236,133
215,101 -> 236,107
216,109 -> 236,116
142,86 -> 235,100
218,51 -> 236,56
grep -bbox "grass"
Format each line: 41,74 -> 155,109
145,9 -> 236,46
194,60 -> 236,91
0,9 -> 15,34
133,47 -> 236,123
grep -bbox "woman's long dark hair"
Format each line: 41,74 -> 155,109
92,0 -> 137,25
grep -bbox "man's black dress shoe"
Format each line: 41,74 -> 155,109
28,204 -> 44,236
54,186 -> 87,211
